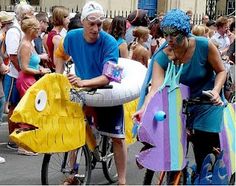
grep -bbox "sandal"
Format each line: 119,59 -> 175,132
63,176 -> 80,185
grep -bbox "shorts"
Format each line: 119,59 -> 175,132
3,74 -> 20,106
16,72 -> 36,98
85,105 -> 125,138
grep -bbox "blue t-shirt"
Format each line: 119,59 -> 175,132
117,37 -> 126,47
63,28 -> 119,79
154,36 -> 224,133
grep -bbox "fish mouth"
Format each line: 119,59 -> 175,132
140,142 -> 155,152
15,123 -> 38,134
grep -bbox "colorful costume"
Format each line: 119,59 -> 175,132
56,28 -> 125,138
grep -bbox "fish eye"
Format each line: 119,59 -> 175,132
35,90 -> 47,112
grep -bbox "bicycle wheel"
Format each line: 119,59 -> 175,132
41,145 -> 92,185
101,136 -> 118,183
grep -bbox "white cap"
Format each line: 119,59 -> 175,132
81,1 -> 105,21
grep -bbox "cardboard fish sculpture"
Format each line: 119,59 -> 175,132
135,57 -> 235,180
220,103 -> 236,177
10,58 -> 146,153
136,62 -> 190,171
10,73 -> 86,153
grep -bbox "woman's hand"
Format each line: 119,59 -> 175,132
204,89 -> 223,106
0,64 -> 9,75
39,53 -> 49,61
39,66 -> 51,75
132,108 -> 145,124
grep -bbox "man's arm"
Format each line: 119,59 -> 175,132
54,38 -> 70,74
9,55 -> 20,71
55,56 -> 65,73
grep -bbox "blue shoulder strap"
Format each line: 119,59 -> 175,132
137,41 -> 168,110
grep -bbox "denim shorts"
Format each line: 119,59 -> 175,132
3,74 -> 20,106
85,105 -> 125,138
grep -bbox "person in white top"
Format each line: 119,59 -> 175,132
210,16 -> 231,74
211,16 -> 230,56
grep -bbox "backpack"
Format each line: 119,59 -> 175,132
0,26 -> 22,65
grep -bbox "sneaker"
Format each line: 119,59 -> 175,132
0,156 -> 6,164
6,142 -> 18,150
17,147 -> 38,156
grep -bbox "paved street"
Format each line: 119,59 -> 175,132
0,118 -> 147,185
0,116 -> 194,185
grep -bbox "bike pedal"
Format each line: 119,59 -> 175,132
61,168 -> 73,174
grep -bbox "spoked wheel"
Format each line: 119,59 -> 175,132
41,145 -> 92,185
101,136 -> 118,183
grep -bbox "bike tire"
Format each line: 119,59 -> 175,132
101,136 -> 118,183
41,145 -> 92,185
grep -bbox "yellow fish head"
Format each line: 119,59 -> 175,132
10,73 -> 86,153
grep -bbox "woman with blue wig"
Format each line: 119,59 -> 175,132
133,9 -> 226,177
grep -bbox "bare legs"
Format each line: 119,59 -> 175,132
112,138 -> 127,185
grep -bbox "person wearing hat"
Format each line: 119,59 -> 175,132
55,1 -> 127,185
133,9 -> 226,182
0,11 -> 13,121
0,11 -> 14,64
0,11 -> 14,26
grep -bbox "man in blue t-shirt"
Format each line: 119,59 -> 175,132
55,1 -> 127,185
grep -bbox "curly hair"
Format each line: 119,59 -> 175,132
109,16 -> 126,40
160,9 -> 191,36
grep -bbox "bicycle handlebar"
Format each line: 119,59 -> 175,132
85,85 -> 113,93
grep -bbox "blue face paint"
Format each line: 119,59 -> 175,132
163,27 -> 185,45
176,33 -> 185,44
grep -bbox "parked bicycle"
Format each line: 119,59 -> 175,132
41,85 -> 118,185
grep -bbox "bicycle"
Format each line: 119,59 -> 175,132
142,92 -> 235,185
41,86 -> 118,185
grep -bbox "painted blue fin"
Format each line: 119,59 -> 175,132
195,153 -> 215,184
169,63 -> 183,92
212,151 -> 228,184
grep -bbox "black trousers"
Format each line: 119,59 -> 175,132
191,129 -> 220,173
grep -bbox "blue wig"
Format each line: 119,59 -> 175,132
160,9 -> 191,35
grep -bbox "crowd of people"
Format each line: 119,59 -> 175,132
0,0 -> 235,185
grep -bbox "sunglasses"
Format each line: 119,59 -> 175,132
86,15 -> 106,22
163,31 -> 180,38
